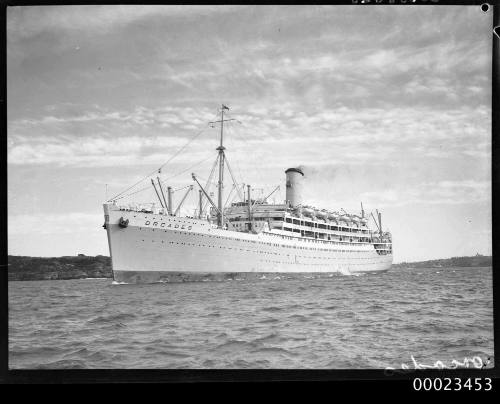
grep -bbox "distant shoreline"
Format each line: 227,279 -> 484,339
6,254 -> 492,281
7,255 -> 112,281
392,255 -> 492,270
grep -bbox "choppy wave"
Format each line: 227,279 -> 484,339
8,266 -> 494,369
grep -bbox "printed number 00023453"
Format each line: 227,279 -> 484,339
413,378 -> 492,391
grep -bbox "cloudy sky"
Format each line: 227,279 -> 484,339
7,5 -> 492,262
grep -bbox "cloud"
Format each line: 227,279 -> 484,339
9,105 -> 219,129
359,180 -> 491,208
8,101 -> 491,172
7,5 -> 241,41
8,212 -> 102,235
8,134 -> 216,167
5,5 -> 493,260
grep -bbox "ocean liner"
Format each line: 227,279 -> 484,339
103,105 -> 393,283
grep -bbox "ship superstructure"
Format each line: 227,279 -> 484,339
103,105 -> 393,283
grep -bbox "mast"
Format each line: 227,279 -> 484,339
208,104 -> 238,228
167,186 -> 173,215
157,177 -> 168,211
247,184 -> 252,229
217,105 -> 227,227
378,211 -> 382,236
151,179 -> 164,208
371,211 -> 381,233
198,190 -> 203,219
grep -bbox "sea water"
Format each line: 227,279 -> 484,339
8,266 -> 493,369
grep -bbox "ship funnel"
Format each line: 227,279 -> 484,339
285,167 -> 304,208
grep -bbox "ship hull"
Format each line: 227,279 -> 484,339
104,204 -> 393,283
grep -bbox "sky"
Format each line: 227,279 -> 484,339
7,5 -> 493,262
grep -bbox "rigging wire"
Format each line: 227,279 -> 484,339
114,153 -> 214,202
108,110 -> 220,202
223,183 -> 236,209
225,156 -> 244,201
226,184 -> 245,208
233,122 -> 267,194
161,154 -> 214,183
225,121 -> 245,187
114,184 -> 151,201
112,107 -> 249,215
173,185 -> 191,192
200,155 -> 220,216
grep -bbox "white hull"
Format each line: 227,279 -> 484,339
104,204 -> 393,283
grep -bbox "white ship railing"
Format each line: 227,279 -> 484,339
263,231 -> 385,248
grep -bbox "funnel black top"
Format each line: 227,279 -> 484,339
285,167 -> 304,176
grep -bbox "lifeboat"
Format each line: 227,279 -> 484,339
302,207 -> 314,217
315,210 -> 327,219
339,215 -> 351,226
327,212 -> 338,221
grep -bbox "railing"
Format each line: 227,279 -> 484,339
264,230 -> 376,247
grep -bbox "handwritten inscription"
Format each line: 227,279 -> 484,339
385,355 -> 492,375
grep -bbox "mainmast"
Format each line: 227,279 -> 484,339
217,105 -> 227,227
209,104 -> 236,228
